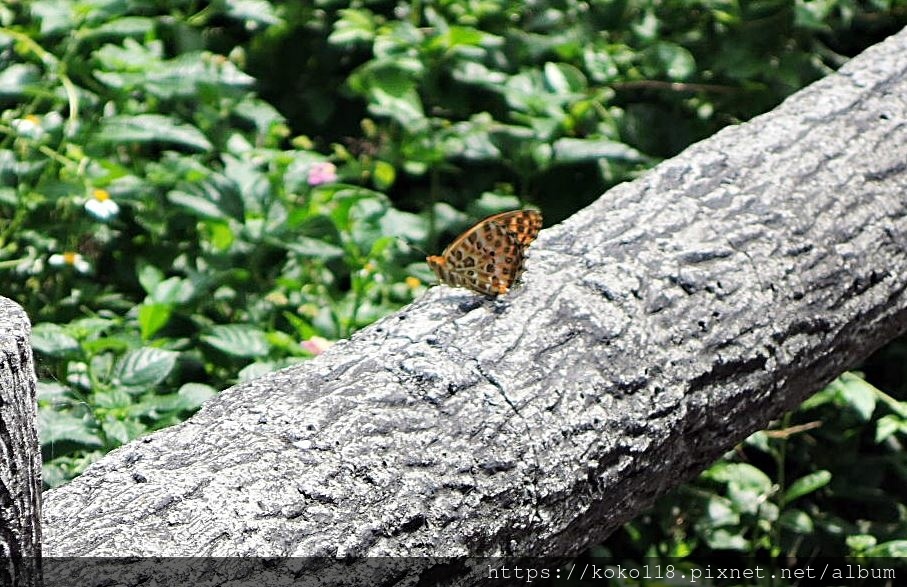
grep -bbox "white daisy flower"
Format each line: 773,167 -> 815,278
84,188 -> 119,220
49,252 -> 91,273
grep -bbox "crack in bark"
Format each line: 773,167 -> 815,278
471,359 -> 545,532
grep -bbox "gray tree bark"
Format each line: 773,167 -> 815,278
0,296 -> 42,585
27,24 -> 907,585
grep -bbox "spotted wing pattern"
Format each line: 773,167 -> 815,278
426,209 -> 543,296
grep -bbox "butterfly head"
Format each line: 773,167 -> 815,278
426,255 -> 445,271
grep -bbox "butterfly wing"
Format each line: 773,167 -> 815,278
479,209 -> 543,288
485,209 -> 543,246
427,209 -> 542,296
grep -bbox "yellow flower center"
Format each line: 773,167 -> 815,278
92,189 -> 110,201
63,252 -> 78,265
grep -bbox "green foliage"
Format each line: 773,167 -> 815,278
0,0 -> 904,567
601,370 -> 907,568
252,0 -> 907,219
0,0 -> 443,486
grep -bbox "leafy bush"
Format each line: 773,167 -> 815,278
601,371 -> 907,568
1,0 -> 904,565
1,0 -> 441,485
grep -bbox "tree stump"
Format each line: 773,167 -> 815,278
0,296 -> 42,585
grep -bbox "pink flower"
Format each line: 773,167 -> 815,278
301,336 -> 333,355
307,162 -> 337,186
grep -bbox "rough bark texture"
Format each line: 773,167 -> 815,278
0,296 -> 42,584
34,25 -> 907,580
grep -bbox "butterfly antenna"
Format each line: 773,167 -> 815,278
395,236 -> 429,257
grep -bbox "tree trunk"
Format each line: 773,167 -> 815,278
0,296 -> 42,586
30,25 -> 907,586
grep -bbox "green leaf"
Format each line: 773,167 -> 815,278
348,197 -> 388,251
97,115 -> 213,151
863,540 -> 907,557
329,8 -> 376,45
372,160 -> 396,190
37,381 -> 69,402
83,16 -> 155,39
176,383 -> 217,410
237,358 -> 305,382
70,317 -> 117,338
437,25 -> 484,49
234,98 -> 286,134
553,137 -> 647,163
204,219 -> 235,250
31,0 -> 76,35
469,193 -> 523,218
875,414 -> 906,443
451,61 -> 507,87
543,62 -> 587,94
544,61 -> 572,94
380,208 -> 428,243
150,276 -> 195,304
795,0 -> 835,31
430,203 -> 469,232
757,499 -> 779,523
350,64 -> 425,127
704,462 -> 771,493
284,236 -> 345,260
82,336 -> 130,356
222,0 -> 281,25
890,399 -> 907,419
0,63 -> 41,97
324,187 -> 388,232
137,264 -> 165,295
94,39 -> 255,98
778,509 -> 814,534
583,47 -> 618,83
114,347 -> 179,391
93,389 -> 132,409
649,42 -> 696,81
727,484 -> 764,516
743,430 -> 771,454
93,38 -> 162,70
783,470 -> 831,504
283,312 -> 318,340
631,10 -> 658,42
38,409 -> 103,448
43,461 -> 78,489
0,187 -> 15,206
90,352 -> 115,383
702,527 -> 748,551
167,190 -> 229,219
700,495 -> 739,527
443,115 -> 501,160
800,386 -> 835,410
128,392 -> 191,418
846,534 -> 878,552
31,323 -> 79,357
138,303 -> 172,339
101,417 -> 135,445
237,360 -> 279,382
202,325 -> 269,358
833,372 -> 878,421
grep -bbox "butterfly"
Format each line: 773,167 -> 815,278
426,209 -> 543,296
